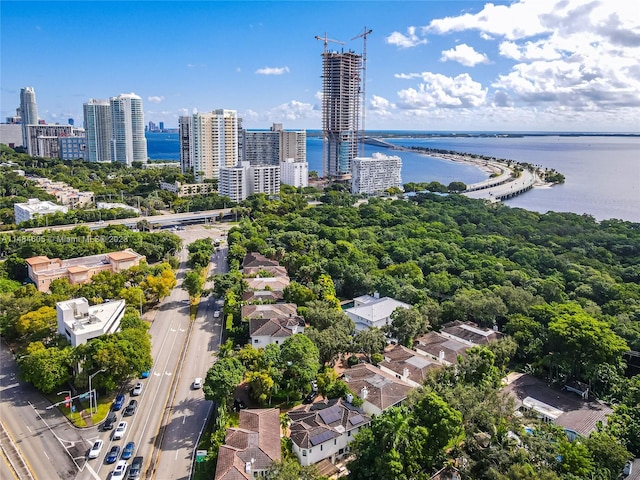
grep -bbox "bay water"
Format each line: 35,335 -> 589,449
146,132 -> 639,222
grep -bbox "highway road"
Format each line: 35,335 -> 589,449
153,244 -> 228,479
0,338 -> 89,480
0,223 -> 233,480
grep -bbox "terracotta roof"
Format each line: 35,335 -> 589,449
440,321 -> 503,345
341,363 -> 412,412
502,373 -> 613,437
25,256 -> 52,265
242,303 -> 298,319
245,276 -> 290,292
242,290 -> 284,303
289,398 -> 370,449
380,344 -> 441,384
413,331 -> 469,365
242,252 -> 280,269
106,250 -> 139,261
244,265 -> 289,277
249,316 -> 305,338
67,266 -> 89,274
214,408 -> 281,480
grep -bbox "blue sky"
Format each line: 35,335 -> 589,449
2,0 -> 638,132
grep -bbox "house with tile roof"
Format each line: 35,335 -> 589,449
378,344 -> 441,387
502,373 -> 613,441
345,294 -> 411,331
440,321 -> 503,346
288,398 -> 371,467
242,290 -> 284,303
242,303 -> 298,320
214,408 -> 281,480
341,363 -> 413,416
250,317 -> 306,348
26,249 -> 145,292
413,331 -> 469,366
245,276 -> 290,293
242,252 -> 280,270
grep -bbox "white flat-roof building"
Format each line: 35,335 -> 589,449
351,153 -> 402,195
219,162 -> 280,202
345,293 -> 411,331
56,297 -> 126,346
280,158 -> 308,188
14,198 -> 68,224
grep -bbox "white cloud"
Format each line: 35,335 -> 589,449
396,72 -> 488,109
440,44 -> 489,66
385,26 -> 427,48
420,0 -> 640,120
255,66 -> 290,75
369,95 -> 396,117
147,96 -> 165,104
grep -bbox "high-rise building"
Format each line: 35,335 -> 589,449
20,87 -> 38,145
280,158 -> 309,188
242,123 -> 307,167
25,124 -> 77,157
159,122 -> 164,132
351,153 -> 402,195
219,161 -> 280,202
243,125 -> 281,166
110,93 -> 147,166
320,51 -> 362,178
187,109 -> 239,181
178,115 -> 192,174
84,99 -> 112,163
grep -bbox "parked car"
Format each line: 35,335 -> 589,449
132,382 -> 143,396
124,400 -> 138,416
623,460 -> 633,477
192,378 -> 202,389
113,421 -> 128,440
88,440 -> 103,459
140,370 -> 150,379
113,394 -> 125,411
103,412 -> 117,430
303,392 -> 316,404
128,456 -> 143,479
106,445 -> 121,464
121,441 -> 135,460
213,310 -> 220,318
112,460 -> 129,479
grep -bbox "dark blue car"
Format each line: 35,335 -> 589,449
113,394 -> 125,411
121,441 -> 135,460
106,445 -> 120,464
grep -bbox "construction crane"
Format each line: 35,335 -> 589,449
315,33 -> 345,178
352,27 -> 373,157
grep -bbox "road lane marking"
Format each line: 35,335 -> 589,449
42,450 -> 49,460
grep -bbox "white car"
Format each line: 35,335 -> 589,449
88,439 -> 103,459
132,382 -> 143,396
213,310 -> 220,318
193,378 -> 202,389
112,460 -> 129,479
113,421 -> 128,440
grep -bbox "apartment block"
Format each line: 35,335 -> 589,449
351,153 -> 402,195
25,249 -> 145,292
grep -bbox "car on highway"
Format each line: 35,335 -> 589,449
103,412 -> 117,430
121,441 -> 135,460
113,394 -> 125,411
192,377 -> 202,389
132,382 -> 143,396
124,399 -> 138,416
113,421 -> 128,440
106,445 -> 121,464
112,460 -> 129,479
128,456 -> 143,479
88,439 -> 103,459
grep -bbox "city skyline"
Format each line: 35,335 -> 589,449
2,1 -> 638,133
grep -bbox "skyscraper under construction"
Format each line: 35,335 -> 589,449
319,50 -> 362,179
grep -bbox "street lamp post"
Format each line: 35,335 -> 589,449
88,368 -> 106,415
